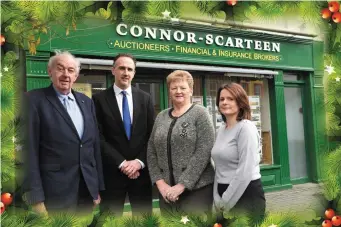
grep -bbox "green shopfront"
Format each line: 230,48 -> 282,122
25,18 -> 327,197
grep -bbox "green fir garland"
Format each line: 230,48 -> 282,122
1,1 -> 341,227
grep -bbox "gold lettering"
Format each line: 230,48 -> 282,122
253,53 -> 280,62
114,40 -> 120,48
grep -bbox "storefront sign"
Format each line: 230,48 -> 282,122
109,23 -> 282,63
115,23 -> 281,52
47,19 -> 314,70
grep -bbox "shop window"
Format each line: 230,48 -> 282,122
284,73 -> 298,81
254,83 -> 262,96
133,82 -> 162,114
205,75 -> 273,165
240,82 -> 249,93
75,74 -> 107,96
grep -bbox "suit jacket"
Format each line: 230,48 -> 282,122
92,86 -> 154,189
23,85 -> 105,209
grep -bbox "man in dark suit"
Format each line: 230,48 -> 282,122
92,53 -> 154,216
22,51 -> 105,215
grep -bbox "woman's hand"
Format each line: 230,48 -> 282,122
214,200 -> 225,212
156,180 -> 171,203
167,184 -> 185,202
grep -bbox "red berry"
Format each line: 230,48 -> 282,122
0,34 -> 5,46
332,216 -> 341,226
213,223 -> 222,227
226,0 -> 237,6
325,208 -> 336,219
329,1 -> 340,13
332,12 -> 341,23
1,193 -> 13,206
321,8 -> 332,19
0,202 -> 5,214
322,219 -> 332,227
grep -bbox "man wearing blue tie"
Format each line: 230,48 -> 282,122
22,51 -> 105,215
93,53 -> 155,216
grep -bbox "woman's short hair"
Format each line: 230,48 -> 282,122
166,70 -> 194,89
216,83 -> 251,122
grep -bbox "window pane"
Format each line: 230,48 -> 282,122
75,74 -> 107,96
284,74 -> 298,81
205,75 -> 273,165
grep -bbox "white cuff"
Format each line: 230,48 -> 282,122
118,160 -> 126,169
135,159 -> 145,169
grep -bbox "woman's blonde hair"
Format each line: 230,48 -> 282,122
166,70 -> 194,89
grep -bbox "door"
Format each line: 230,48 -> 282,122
132,77 -> 165,115
284,86 -> 308,181
132,75 -> 167,207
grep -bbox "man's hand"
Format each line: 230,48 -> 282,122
121,160 -> 141,176
167,184 -> 185,202
128,171 -> 140,179
32,202 -> 48,216
93,194 -> 101,207
156,180 -> 171,203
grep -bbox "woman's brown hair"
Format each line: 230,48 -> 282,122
216,82 -> 251,122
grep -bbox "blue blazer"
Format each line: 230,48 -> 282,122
23,84 -> 105,209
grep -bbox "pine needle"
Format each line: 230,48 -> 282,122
48,213 -> 79,227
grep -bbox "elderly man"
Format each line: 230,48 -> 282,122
22,51 -> 104,215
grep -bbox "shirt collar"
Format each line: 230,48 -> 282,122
113,84 -> 132,96
53,85 -> 75,101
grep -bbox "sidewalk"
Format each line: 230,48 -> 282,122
265,183 -> 325,224
128,183 -> 325,218
266,183 -> 324,213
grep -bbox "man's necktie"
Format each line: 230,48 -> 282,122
121,91 -> 131,140
63,96 -> 83,138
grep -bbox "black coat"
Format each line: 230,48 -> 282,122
92,86 -> 154,190
23,85 -> 105,209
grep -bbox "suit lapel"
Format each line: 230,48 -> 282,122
131,87 -> 139,136
73,91 -> 86,140
44,85 -> 79,139
104,88 -> 126,135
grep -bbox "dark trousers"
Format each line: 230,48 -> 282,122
159,184 -> 213,216
216,179 -> 266,226
77,175 -> 95,214
100,171 -> 152,216
47,175 -> 94,215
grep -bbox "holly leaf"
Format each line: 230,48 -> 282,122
96,8 -> 111,19
5,20 -> 24,34
107,1 -> 118,21
334,23 -> 341,46
78,1 -> 111,15
304,217 -> 323,225
3,51 -> 17,65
